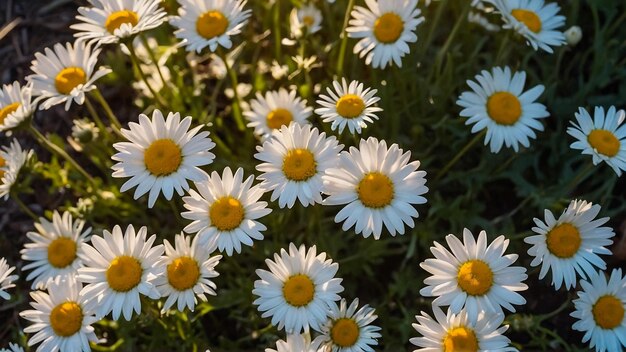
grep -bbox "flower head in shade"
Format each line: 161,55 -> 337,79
290,4 -> 322,38
313,298 -> 381,352
244,88 -> 312,140
0,258 -> 18,300
27,42 -> 111,110
19,281 -> 99,352
170,0 -> 252,53
346,0 -> 424,69
0,81 -> 34,134
155,234 -> 221,313
419,229 -> 528,324
265,333 -> 319,352
0,140 -> 33,200
526,200 -> 615,290
315,78 -> 382,135
571,269 -> 626,352
410,306 -> 517,352
0,343 -> 24,352
253,243 -> 344,334
77,224 -> 163,320
112,109 -> 216,208
457,66 -> 549,153
21,211 -> 91,290
323,137 -> 428,239
567,106 -> 626,177
255,123 -> 343,208
71,0 -> 167,45
486,0 -> 566,53
182,167 -> 271,255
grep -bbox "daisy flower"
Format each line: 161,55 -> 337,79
0,258 -> 18,300
0,81 -> 34,134
290,4 -> 322,38
266,333 -> 319,352
71,0 -> 167,45
19,280 -> 99,352
315,78 -> 382,135
155,234 -> 221,313
112,109 -> 216,208
244,88 -> 312,140
21,211 -> 91,290
346,0 -> 425,69
486,0 -> 566,53
27,41 -> 111,110
255,123 -> 343,208
322,137 -> 428,239
526,199 -> 615,290
567,106 -> 626,176
457,66 -> 549,153
571,269 -> 626,352
0,139 -> 33,200
419,228 -> 528,324
77,224 -> 163,320
410,306 -> 517,351
0,343 -> 24,352
170,0 -> 252,53
182,167 -> 271,255
313,298 -> 382,352
253,243 -> 344,334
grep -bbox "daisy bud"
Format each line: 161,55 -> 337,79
564,25 -> 582,46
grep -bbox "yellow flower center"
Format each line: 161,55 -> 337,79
0,102 -> 20,124
282,148 -> 317,181
588,129 -> 621,157
373,12 -> 404,43
50,302 -> 83,337
47,237 -> 77,269
357,172 -> 394,208
457,260 -> 493,296
196,10 -> 229,39
303,15 -> 315,27
486,92 -> 522,125
546,223 -> 581,258
282,274 -> 315,307
331,318 -> 360,347
209,196 -> 245,231
336,94 -> 366,119
593,295 -> 625,329
106,255 -> 142,292
443,326 -> 479,352
0,156 -> 5,179
167,256 -> 200,291
104,10 -> 139,34
266,108 -> 293,130
511,9 -> 542,33
144,139 -> 182,176
54,67 -> 87,95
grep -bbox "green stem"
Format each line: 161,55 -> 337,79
221,52 -> 246,131
11,193 -> 38,220
124,41 -> 167,108
565,162 -> 595,194
336,0 -> 356,76
84,97 -> 114,141
432,1 -> 471,75
434,130 -> 486,182
91,88 -> 123,132
495,31 -> 512,65
139,34 -> 171,99
273,1 -> 282,60
29,125 -> 96,186
420,0 -> 448,56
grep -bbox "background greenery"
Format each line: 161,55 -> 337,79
1,0 -> 625,350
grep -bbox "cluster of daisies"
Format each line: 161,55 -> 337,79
0,0 -> 624,351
